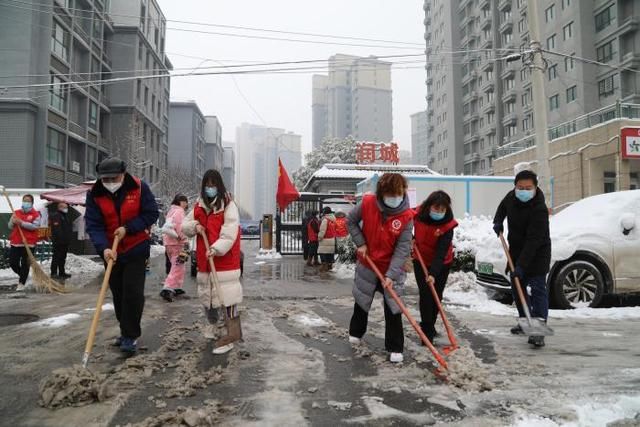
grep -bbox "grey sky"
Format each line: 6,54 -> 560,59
156,0 -> 426,156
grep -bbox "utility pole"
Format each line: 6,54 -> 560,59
526,0 -> 552,198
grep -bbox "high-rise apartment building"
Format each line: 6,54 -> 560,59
235,123 -> 301,219
0,0 -> 115,187
204,115 -> 223,173
168,101 -> 206,185
423,0 -> 640,175
109,0 -> 171,189
312,54 -> 393,149
222,143 -> 235,195
411,110 -> 429,164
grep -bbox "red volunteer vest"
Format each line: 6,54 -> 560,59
323,217 -> 337,239
194,202 -> 241,273
414,218 -> 458,266
10,209 -> 41,246
93,177 -> 149,254
357,194 -> 414,274
334,217 -> 349,238
307,221 -> 318,242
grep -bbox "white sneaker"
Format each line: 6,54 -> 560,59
212,343 -> 234,355
203,324 -> 217,339
15,284 -> 26,292
389,352 -> 404,363
348,336 -> 361,345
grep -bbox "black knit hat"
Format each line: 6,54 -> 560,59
514,169 -> 538,186
96,158 -> 126,179
322,206 -> 333,214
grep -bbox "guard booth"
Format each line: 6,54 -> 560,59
275,193 -> 354,255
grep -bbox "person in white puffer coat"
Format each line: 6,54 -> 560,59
182,169 -> 243,355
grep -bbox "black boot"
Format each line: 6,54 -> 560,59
511,323 -> 525,335
528,335 -> 545,347
160,289 -> 174,302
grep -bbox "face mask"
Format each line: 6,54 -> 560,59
60,208 -> 68,214
383,196 -> 403,209
205,186 -> 218,198
22,202 -> 32,211
430,210 -> 446,221
103,181 -> 122,193
515,189 -> 535,203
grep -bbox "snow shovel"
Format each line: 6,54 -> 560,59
412,242 -> 459,355
1,187 -> 66,294
364,255 -> 448,372
499,233 -> 554,337
82,235 -> 120,368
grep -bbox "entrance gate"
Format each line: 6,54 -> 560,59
276,194 -> 354,255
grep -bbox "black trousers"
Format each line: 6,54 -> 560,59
9,246 -> 30,284
307,242 -> 319,264
109,255 -> 147,339
413,260 -> 450,339
51,243 -> 69,276
165,251 -> 171,275
349,281 -> 404,353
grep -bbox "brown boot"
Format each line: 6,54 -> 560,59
212,316 -> 243,354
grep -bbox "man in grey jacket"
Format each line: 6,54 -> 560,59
346,173 -> 414,363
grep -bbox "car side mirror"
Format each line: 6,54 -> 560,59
621,213 -> 635,236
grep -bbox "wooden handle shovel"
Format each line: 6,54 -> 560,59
82,236 -> 119,368
364,255 -> 448,371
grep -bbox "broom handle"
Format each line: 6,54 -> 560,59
412,242 -> 458,349
364,255 -> 448,370
499,233 -> 533,321
3,190 -> 35,250
82,236 -> 120,368
200,231 -> 225,312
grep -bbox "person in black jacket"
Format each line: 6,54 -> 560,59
50,202 -> 73,279
493,169 -> 551,347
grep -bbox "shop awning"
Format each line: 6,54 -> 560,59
40,182 -> 94,206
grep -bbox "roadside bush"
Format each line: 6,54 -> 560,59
337,235 -> 357,264
451,249 -> 475,273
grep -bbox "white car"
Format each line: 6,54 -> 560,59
475,190 -> 640,309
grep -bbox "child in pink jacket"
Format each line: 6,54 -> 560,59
161,194 -> 189,302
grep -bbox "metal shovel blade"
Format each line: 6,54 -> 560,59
518,317 -> 555,336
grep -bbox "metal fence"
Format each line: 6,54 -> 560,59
0,239 -> 54,269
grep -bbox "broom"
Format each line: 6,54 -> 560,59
1,187 -> 66,294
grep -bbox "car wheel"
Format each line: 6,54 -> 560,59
552,260 -> 605,309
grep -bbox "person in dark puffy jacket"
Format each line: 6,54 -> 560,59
493,169 -> 551,348
49,202 -> 73,279
413,191 -> 458,343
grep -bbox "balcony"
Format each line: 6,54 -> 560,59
481,38 -> 493,50
481,61 -> 494,72
458,0 -> 471,11
502,112 -> 517,126
482,80 -> 495,91
483,102 -> 495,114
69,121 -> 86,138
501,67 -> 516,79
621,51 -> 640,69
481,15 -> 492,30
498,0 -> 511,11
618,16 -> 639,36
73,24 -> 90,45
499,21 -> 513,33
427,92 -> 434,101
502,89 -> 517,103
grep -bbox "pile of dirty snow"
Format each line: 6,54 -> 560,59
39,366 -> 108,408
333,262 -> 355,280
0,254 -> 103,282
454,215 -> 505,266
444,271 -> 515,317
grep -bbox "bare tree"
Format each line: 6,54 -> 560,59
158,163 -> 201,209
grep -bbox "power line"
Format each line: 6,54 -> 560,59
542,48 -> 640,75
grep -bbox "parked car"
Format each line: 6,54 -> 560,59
475,190 -> 640,309
240,220 -> 260,239
190,237 -> 244,278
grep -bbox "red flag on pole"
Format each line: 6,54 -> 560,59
276,158 -> 300,212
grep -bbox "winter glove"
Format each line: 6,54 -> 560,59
207,246 -> 218,258
493,222 -> 504,237
510,265 -> 524,281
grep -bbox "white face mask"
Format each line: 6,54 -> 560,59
103,181 -> 123,193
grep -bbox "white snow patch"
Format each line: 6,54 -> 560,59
150,244 -> 166,257
345,396 -> 434,424
444,272 -> 516,317
83,303 -> 114,312
512,394 -> 640,427
0,254 -> 103,281
256,249 -> 282,260
33,313 -> 81,328
290,313 -> 329,327
254,261 -> 266,265
333,262 -> 355,280
549,306 -> 640,320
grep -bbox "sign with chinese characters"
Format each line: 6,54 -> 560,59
621,127 -> 640,159
355,142 -> 400,164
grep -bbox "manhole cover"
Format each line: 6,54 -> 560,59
0,313 -> 40,327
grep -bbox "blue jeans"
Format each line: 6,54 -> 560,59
512,275 -> 549,320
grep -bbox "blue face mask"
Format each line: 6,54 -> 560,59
430,210 -> 446,221
383,196 -> 403,209
515,189 -> 535,203
22,202 -> 32,211
205,186 -> 218,198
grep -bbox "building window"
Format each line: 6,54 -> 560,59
138,40 -> 143,61
144,87 -> 149,107
545,4 -> 555,23
47,128 -> 65,166
596,41 -> 614,63
522,115 -> 532,131
49,74 -> 67,112
549,94 -> 560,111
522,87 -> 532,106
595,5 -> 614,32
562,0 -> 571,9
487,112 -> 495,124
506,102 -> 515,114
137,80 -> 142,100
566,86 -> 577,103
140,3 -> 146,32
546,34 -> 556,49
548,64 -> 558,80
520,68 -> 529,81
87,147 -> 97,176
487,91 -> 494,102
564,54 -> 575,71
151,95 -> 155,113
504,77 -> 515,90
598,75 -> 616,97
89,102 -> 98,129
518,18 -> 526,34
563,22 -> 574,40
51,21 -> 69,61
502,31 -> 513,45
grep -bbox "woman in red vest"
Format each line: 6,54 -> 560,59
347,173 -> 414,364
183,169 -> 243,355
306,210 -> 320,267
8,194 -> 42,291
413,190 -> 458,343
318,206 -> 337,272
